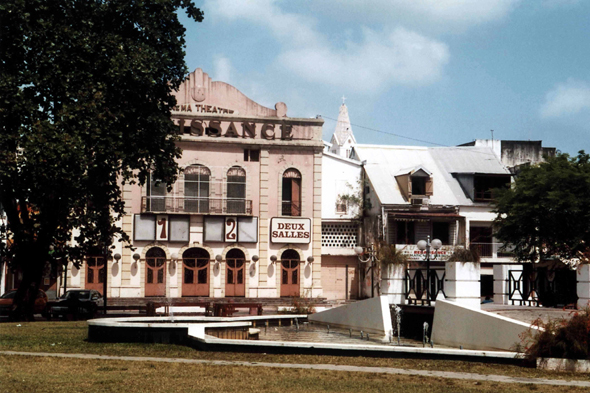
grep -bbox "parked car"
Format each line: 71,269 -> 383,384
0,289 -> 49,317
50,289 -> 103,320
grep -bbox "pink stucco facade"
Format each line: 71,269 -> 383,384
103,68 -> 325,299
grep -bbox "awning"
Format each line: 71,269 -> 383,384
389,212 -> 464,222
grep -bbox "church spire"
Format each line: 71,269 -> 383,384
329,99 -> 356,158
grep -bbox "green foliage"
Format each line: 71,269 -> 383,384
447,246 -> 480,264
519,309 -> 590,360
0,0 -> 202,317
377,243 -> 409,266
337,179 -> 371,218
493,152 -> 590,264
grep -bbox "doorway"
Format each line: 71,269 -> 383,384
280,249 -> 300,297
182,248 -> 210,297
225,249 -> 246,297
145,247 -> 166,297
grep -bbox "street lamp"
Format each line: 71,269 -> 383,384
355,244 -> 377,298
416,236 -> 442,305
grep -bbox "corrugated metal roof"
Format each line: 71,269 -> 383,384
354,144 -> 510,206
429,146 -> 509,175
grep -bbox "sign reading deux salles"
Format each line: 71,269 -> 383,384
270,218 -> 311,244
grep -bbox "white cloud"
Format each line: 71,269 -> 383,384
278,27 -> 449,92
213,56 -> 233,84
313,0 -> 520,33
540,79 -> 590,118
205,0 -> 320,47
204,0 -> 449,92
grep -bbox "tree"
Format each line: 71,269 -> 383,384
0,0 -> 203,319
493,151 -> 590,266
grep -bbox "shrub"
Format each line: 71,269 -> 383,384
447,246 -> 480,264
518,308 -> 590,360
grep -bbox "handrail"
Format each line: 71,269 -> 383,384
142,196 -> 252,215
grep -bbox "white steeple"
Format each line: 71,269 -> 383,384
329,98 -> 356,159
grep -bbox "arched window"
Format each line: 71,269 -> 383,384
282,168 -> 301,216
227,166 -> 246,213
185,164 -> 210,213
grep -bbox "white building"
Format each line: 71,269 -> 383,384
351,140 -> 555,304
321,102 -> 362,301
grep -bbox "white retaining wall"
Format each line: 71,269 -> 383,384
308,295 -> 393,335
431,299 -> 536,351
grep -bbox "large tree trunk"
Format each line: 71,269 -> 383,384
10,247 -> 47,321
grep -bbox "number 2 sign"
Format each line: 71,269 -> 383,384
225,217 -> 237,242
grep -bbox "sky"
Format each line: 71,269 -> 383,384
179,0 -> 590,155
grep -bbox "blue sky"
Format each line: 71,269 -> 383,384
179,0 -> 590,155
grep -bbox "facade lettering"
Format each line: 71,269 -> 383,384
270,218 -> 311,244
179,119 -> 300,141
173,103 -> 235,114
281,124 -> 293,140
261,123 -> 275,140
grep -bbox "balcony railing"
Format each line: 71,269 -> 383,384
470,243 -> 515,258
281,201 -> 301,216
142,197 -> 252,215
405,268 -> 446,306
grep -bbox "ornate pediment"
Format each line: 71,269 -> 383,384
173,68 -> 287,118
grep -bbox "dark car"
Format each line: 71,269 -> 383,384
50,289 -> 103,320
0,289 -> 49,317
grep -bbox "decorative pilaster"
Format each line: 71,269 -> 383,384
312,151 -> 323,297
258,149 -> 270,292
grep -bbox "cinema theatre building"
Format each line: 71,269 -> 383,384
66,69 -> 324,300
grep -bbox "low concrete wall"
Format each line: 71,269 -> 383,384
308,296 -> 393,335
577,265 -> 590,309
431,299 -> 535,351
537,358 -> 590,373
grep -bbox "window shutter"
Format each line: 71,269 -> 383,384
425,177 -> 433,196
395,175 -> 410,200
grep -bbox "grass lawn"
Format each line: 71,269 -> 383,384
1,321 -> 590,392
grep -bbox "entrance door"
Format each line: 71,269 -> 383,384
145,247 -> 166,297
280,250 -> 300,297
226,249 -> 246,297
182,248 -> 210,297
321,256 -> 358,301
85,256 -> 105,294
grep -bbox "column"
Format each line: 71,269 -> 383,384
380,263 -> 405,305
445,261 -> 481,309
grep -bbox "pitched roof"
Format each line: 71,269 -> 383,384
353,144 -> 510,206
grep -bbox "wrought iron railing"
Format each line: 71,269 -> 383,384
281,201 -> 301,216
508,268 -> 578,307
470,243 -> 515,258
142,197 -> 252,215
405,268 -> 445,306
